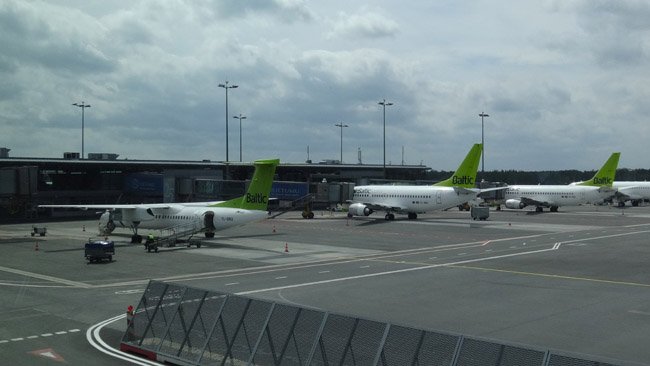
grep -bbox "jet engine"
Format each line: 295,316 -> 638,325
505,199 -> 526,209
348,203 -> 373,216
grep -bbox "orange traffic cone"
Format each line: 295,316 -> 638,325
284,243 -> 289,253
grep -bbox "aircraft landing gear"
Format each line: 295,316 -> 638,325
550,206 -> 559,212
131,234 -> 143,243
385,213 -> 395,220
535,206 -> 543,213
408,212 -> 417,220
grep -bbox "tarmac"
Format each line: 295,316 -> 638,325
1,204 -> 649,365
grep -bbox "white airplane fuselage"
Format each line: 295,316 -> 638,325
612,181 -> 650,206
350,185 -> 475,216
100,205 -> 268,234
503,185 -> 609,210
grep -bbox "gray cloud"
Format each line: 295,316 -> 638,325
1,0 -> 649,171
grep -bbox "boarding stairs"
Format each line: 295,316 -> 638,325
149,220 -> 206,249
269,194 -> 314,218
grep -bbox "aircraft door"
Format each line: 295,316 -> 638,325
203,211 -> 215,231
203,211 -> 216,238
436,191 -> 442,204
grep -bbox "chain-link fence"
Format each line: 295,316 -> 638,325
121,280 -> 624,366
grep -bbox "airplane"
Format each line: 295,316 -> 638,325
347,143 -> 494,220
40,158 -> 279,243
503,152 -> 620,212
610,181 -> 650,207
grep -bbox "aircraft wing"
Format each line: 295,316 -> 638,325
477,186 -> 509,195
518,196 -> 553,208
357,202 -> 408,213
613,186 -> 641,200
39,203 -> 173,210
453,187 -> 480,195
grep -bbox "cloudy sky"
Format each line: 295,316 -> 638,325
1,0 -> 649,170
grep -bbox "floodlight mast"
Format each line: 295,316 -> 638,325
479,112 -> 489,177
218,81 -> 238,162
72,101 -> 91,159
378,99 -> 394,179
233,114 -> 247,162
335,122 -> 349,163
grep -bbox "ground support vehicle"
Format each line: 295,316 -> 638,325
85,240 -> 115,263
31,226 -> 47,237
144,237 -> 158,253
471,206 -> 490,220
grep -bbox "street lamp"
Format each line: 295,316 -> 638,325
335,122 -> 348,163
378,99 -> 393,178
72,101 -> 91,159
218,81 -> 238,162
479,112 -> 489,177
233,114 -> 247,162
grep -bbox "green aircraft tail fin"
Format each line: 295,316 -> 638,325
211,159 -> 279,210
577,152 -> 620,187
433,143 -> 482,188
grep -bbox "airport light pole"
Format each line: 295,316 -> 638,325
335,122 -> 348,163
479,112 -> 489,177
218,81 -> 238,162
72,101 -> 91,159
378,99 -> 393,179
233,114 -> 247,162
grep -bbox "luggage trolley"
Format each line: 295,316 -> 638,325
85,240 -> 115,263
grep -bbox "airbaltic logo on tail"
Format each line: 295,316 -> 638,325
593,177 -> 612,185
452,176 -> 474,185
246,193 -> 268,204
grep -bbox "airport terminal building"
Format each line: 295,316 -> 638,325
0,153 -> 429,221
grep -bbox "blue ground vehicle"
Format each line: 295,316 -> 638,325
85,240 -> 115,263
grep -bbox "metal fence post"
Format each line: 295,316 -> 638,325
305,312 -> 329,366
372,323 -> 391,366
138,283 -> 170,347
246,303 -> 276,366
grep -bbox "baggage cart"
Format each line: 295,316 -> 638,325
471,206 -> 490,221
85,240 -> 115,263
31,226 -> 47,237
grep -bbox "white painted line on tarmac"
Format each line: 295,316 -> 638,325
114,289 -> 145,295
0,265 -> 90,288
87,314 -> 162,366
1,329 -> 84,344
275,276 -> 287,280
237,245 -> 562,296
629,310 -> 650,316
225,282 -> 239,286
